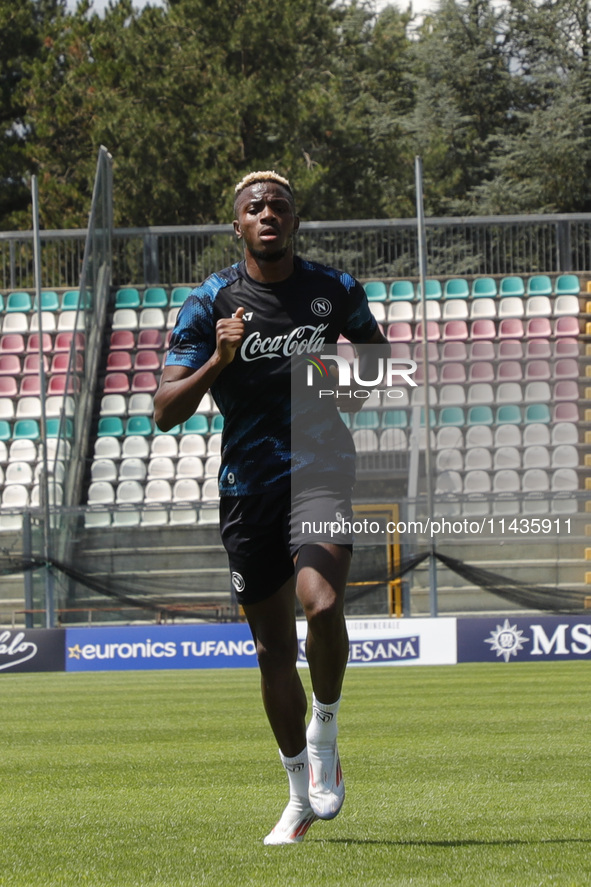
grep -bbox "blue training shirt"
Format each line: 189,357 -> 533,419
165,256 -> 377,496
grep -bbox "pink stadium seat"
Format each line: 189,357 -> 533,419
22,354 -> 49,375
0,334 -> 25,355
107,350 -> 132,372
554,359 -> 579,380
387,322 -> 412,342
133,350 -> 160,371
413,342 -> 439,362
442,320 -> 468,341
54,332 -> 85,352
525,360 -> 551,381
554,338 -> 579,358
19,376 -> 41,397
389,343 -> 412,360
553,402 -> 579,422
496,361 -> 522,382
470,319 -> 495,340
498,318 -> 524,338
415,321 -> 441,342
468,362 -> 494,383
136,328 -> 164,350
441,341 -> 468,362
0,354 -> 21,375
553,380 -> 578,401
131,371 -> 158,393
414,363 -> 438,385
110,330 -> 136,351
525,339 -> 551,359
441,363 -> 467,384
48,374 -> 80,395
26,333 -> 52,353
554,316 -> 580,337
50,352 -> 84,374
497,340 -> 522,360
469,341 -> 495,361
0,377 -> 18,397
104,372 -> 130,394
526,317 -> 552,338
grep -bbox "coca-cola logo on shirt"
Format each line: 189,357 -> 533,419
240,324 -> 329,362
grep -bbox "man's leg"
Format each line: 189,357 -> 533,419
295,543 -> 351,820
243,578 -> 316,844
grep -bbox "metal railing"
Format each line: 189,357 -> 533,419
2,213 -> 591,290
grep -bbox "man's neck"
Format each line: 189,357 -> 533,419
243,250 -> 296,284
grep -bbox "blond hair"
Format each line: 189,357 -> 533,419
234,170 -> 293,197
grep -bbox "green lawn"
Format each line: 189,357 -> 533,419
1,663 -> 590,887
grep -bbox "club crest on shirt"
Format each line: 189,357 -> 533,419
311,298 -> 332,317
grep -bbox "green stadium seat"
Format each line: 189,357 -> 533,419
353,410 -> 379,430
115,287 -> 141,309
46,417 -> 74,438
210,414 -> 224,433
170,286 -> 192,307
554,274 -> 580,296
524,403 -> 551,424
363,281 -> 387,302
142,287 -> 169,308
7,292 -> 32,312
417,280 -> 442,300
182,414 -> 209,434
527,275 -> 552,296
495,405 -> 522,425
98,416 -> 124,437
466,406 -> 494,426
439,407 -> 466,427
443,278 -> 469,299
153,423 -> 181,436
420,408 -> 437,427
34,291 -> 60,312
0,420 -> 11,441
381,410 -> 408,428
13,419 -> 40,440
471,277 -> 497,298
61,290 -> 82,311
389,280 -> 415,301
499,276 -> 525,297
125,415 -> 153,436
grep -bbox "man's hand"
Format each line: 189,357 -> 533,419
216,307 -> 245,366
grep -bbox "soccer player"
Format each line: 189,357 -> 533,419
154,171 -> 388,844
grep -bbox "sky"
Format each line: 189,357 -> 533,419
68,0 -> 439,19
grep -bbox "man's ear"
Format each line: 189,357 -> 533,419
233,219 -> 242,239
293,214 -> 300,234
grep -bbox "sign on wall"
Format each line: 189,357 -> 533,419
0,628 -> 65,673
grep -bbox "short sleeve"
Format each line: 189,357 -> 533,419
341,275 -> 378,344
165,288 -> 216,369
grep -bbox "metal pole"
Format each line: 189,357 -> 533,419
31,176 -> 55,628
415,157 -> 438,617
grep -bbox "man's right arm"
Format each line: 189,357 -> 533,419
154,308 -> 245,431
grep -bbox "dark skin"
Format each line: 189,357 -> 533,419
154,181 -> 388,755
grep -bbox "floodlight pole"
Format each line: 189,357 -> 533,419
415,156 -> 438,617
32,175 -> 55,628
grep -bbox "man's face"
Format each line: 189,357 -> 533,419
233,182 -> 299,262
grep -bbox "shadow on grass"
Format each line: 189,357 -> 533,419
322,838 -> 591,847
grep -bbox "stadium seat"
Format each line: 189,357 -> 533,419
144,479 -> 172,504
176,455 -> 205,480
553,380 -> 578,401
523,423 -> 550,446
414,363 -> 437,385
499,276 -> 525,297
1,485 -> 29,509
35,291 -> 60,312
497,340 -> 522,360
496,405 -> 521,425
470,298 -> 496,320
551,422 -> 578,445
386,322 -> 412,342
554,274 -> 580,296
90,459 -> 118,483
120,435 -> 149,459
201,478 -> 220,501
127,393 -> 154,417
112,309 -> 138,330
97,416 -> 124,437
498,297 -> 524,318
471,277 -> 497,298
7,291 -> 32,312
526,339 -> 551,359
470,319 -> 496,340
169,504 -> 199,525
133,350 -> 160,372
527,275 -> 552,296
389,281 -> 415,301
388,301 -> 413,322
443,278 -> 469,299
468,362 -> 494,383
57,311 -> 84,332
110,330 -> 136,351
207,433 -> 221,455
147,456 -> 175,481
48,374 -> 80,396
54,331 -> 84,352
440,341 -> 467,362
112,508 -> 141,527
553,295 -> 580,316
523,446 -> 550,469
210,414 -> 224,433
172,478 -> 201,502
118,457 -> 147,482
3,313 -> 28,334
496,382 -> 522,404
498,318 -> 524,338
492,445 -> 519,470
554,316 -> 580,337
364,281 -> 387,301
107,351 -> 132,372
442,300 -> 468,321
142,287 -> 169,308
115,287 -> 141,309
0,334 -> 25,355
524,381 -> 551,403
525,296 -> 552,317
94,436 -> 122,460
525,360 -> 551,381
526,317 -> 552,338
16,397 -> 42,419
170,286 -> 192,307
61,290 -> 82,311
415,301 -> 442,321
136,328 -> 164,350
464,468 -> 491,492
353,429 -> 379,451
496,361 -> 522,383
524,403 -> 551,424
551,445 -> 578,469
442,321 -> 468,341
467,383 -> 494,405
554,358 -> 579,380
166,308 -> 180,328
435,469 -> 462,495
140,308 -> 166,330
104,372 -> 130,394
116,479 -> 145,505
131,372 -> 159,393
30,481 -> 63,508
379,428 -> 407,451
439,384 -> 465,406
436,448 -> 463,472
125,415 -> 152,436
29,312 -> 56,333
439,407 -> 465,427
0,420 -> 12,441
441,363 -> 467,384
436,425 -> 463,449
417,280 -> 442,300
100,394 -> 126,418
5,461 -> 33,487
179,434 -> 207,457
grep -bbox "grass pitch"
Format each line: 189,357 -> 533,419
1,662 -> 590,887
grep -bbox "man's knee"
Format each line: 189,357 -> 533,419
303,594 -> 345,638
256,635 -> 299,679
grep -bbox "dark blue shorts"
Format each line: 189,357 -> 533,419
219,481 -> 353,606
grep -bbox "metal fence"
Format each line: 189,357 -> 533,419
2,213 -> 591,290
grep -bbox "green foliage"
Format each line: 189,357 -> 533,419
2,0 -> 590,229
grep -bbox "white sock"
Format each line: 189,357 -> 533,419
307,694 -> 340,745
279,747 -> 309,801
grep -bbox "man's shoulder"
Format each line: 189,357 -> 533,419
191,263 -> 244,301
296,256 -> 359,294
